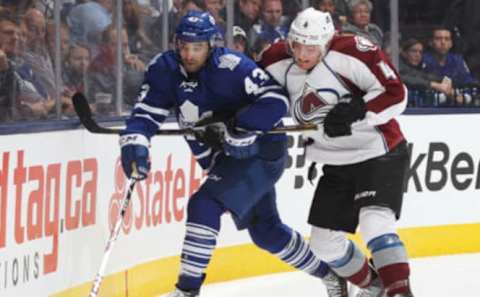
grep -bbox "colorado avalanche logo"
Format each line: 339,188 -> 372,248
293,85 -> 340,124
301,91 -> 329,114
355,35 -> 377,52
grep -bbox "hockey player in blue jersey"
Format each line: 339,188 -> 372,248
119,11 -> 347,297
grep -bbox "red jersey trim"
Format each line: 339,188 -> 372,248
258,41 -> 290,69
377,119 -> 405,150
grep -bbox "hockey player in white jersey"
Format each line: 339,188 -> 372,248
259,7 -> 414,297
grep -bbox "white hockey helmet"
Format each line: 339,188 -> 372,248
288,8 -> 335,54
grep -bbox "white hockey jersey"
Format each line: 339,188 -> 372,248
259,35 -> 408,165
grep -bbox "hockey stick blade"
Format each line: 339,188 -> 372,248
72,92 -> 122,134
72,92 -> 317,135
72,92 -> 192,135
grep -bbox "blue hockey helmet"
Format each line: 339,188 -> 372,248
175,11 -> 219,44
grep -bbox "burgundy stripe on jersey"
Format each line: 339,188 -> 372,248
337,71 -> 405,150
366,77 -> 405,114
337,73 -> 365,99
258,41 -> 290,69
329,35 -> 406,114
377,119 -> 405,150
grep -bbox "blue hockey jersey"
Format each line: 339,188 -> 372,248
125,47 -> 289,168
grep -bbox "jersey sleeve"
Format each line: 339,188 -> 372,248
125,54 -> 175,138
257,41 -> 290,86
330,36 -> 407,126
233,56 -> 289,132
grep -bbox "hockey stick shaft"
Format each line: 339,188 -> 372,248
88,178 -> 136,297
72,92 -> 317,135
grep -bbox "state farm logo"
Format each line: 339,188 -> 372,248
108,155 -> 206,235
108,159 -> 133,234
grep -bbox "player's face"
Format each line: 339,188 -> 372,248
177,40 -> 210,73
290,41 -> 323,71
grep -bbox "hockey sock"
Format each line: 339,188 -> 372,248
274,230 -> 330,278
368,233 -> 411,296
327,240 -> 373,288
177,196 -> 223,291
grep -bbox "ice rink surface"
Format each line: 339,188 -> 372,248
159,253 -> 480,297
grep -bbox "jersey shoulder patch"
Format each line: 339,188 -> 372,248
218,53 -> 242,71
329,35 -> 379,65
330,35 -> 377,53
257,41 -> 290,69
353,35 -> 378,52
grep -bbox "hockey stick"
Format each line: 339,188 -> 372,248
88,177 -> 137,297
72,92 -> 317,135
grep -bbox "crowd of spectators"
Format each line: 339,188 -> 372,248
1,0 -> 480,124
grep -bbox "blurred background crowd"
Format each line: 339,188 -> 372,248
1,0 -> 479,124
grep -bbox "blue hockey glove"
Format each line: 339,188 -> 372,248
324,98 -> 366,137
119,133 -> 151,180
223,128 -> 259,159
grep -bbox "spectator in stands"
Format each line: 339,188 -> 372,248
45,21 -> 71,65
0,14 -> 51,120
248,0 -> 289,47
399,38 -> 453,106
63,44 -> 91,94
444,0 -> 480,82
0,45 -> 15,122
314,0 -> 347,30
342,0 -> 383,47
250,35 -> 271,61
150,0 -> 207,50
148,0 -> 183,50
45,20 -> 78,116
122,0 -> 157,62
87,25 -> 145,115
332,0 -> 348,21
234,0 -> 261,33
315,0 -> 346,29
205,0 -> 226,35
280,0 -> 301,21
423,27 -> 478,87
178,0 -> 207,20
0,0 -> 34,19
231,25 -> 248,54
67,0 -> 113,50
22,8 -> 57,102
